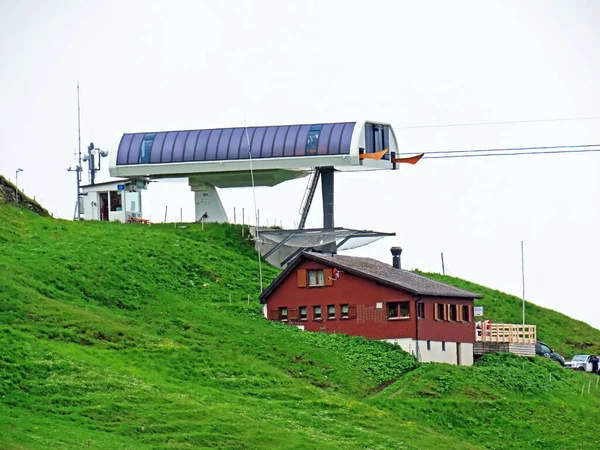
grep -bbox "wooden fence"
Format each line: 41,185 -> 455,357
476,323 -> 536,344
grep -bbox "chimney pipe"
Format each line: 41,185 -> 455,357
390,246 -> 402,270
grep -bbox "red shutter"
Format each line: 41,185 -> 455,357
348,305 -> 357,319
297,269 -> 307,287
269,309 -> 279,320
324,269 -> 333,286
288,308 -> 299,321
434,303 -> 439,321
457,304 -> 462,322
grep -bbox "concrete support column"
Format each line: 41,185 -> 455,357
321,167 -> 336,254
189,181 -> 228,223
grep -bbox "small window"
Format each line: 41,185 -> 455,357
308,270 -> 325,286
427,340 -> 431,351
299,306 -> 307,320
442,341 -> 446,351
387,301 -> 410,319
110,191 -> 122,212
313,306 -> 322,320
327,305 -> 336,319
436,303 -> 446,321
341,304 -> 349,318
139,132 -> 156,164
279,307 -> 288,322
462,305 -> 470,322
449,304 -> 458,322
416,302 -> 425,319
305,124 -> 322,155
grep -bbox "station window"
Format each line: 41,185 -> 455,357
308,270 -> 325,286
139,133 -> 156,164
365,123 -> 389,156
313,305 -> 322,320
387,301 -> 410,319
305,124 -> 322,155
299,306 -> 307,320
110,191 -> 122,212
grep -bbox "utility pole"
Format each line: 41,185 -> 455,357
521,240 -> 526,325
15,168 -> 23,201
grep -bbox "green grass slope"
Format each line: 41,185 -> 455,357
1,200 -> 600,449
418,272 -> 600,358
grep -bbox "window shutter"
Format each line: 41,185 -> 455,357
324,269 -> 333,286
457,304 -> 462,322
269,309 -> 279,320
297,269 -> 308,287
348,305 -> 357,319
288,308 -> 299,320
434,303 -> 439,321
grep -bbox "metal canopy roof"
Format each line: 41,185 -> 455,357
116,122 -> 356,166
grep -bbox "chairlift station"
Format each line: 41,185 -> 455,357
108,120 -> 422,258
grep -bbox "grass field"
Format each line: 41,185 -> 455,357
1,200 -> 600,449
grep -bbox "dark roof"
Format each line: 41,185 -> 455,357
81,179 -> 130,188
116,122 -> 356,166
260,252 -> 481,303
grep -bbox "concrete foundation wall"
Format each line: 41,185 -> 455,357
385,339 -> 474,366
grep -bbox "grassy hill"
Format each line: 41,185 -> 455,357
1,199 -> 600,449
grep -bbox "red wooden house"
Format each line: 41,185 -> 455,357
259,248 -> 482,365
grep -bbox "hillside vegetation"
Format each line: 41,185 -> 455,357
1,199 -> 600,449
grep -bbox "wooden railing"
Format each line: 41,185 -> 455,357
476,323 -> 536,344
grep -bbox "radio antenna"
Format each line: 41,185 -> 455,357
244,120 -> 263,293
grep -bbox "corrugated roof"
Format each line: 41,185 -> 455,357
260,252 -> 481,302
116,122 -> 356,166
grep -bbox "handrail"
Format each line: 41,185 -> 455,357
476,323 -> 536,344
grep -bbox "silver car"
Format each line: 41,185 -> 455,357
565,354 -> 595,372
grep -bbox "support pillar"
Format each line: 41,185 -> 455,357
189,181 -> 228,223
321,167 -> 336,254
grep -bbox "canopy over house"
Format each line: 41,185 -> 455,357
260,249 -> 482,365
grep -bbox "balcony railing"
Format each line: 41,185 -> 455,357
476,323 -> 536,344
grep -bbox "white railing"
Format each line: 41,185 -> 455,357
476,323 -> 536,344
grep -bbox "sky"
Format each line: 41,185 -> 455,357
1,1 -> 599,328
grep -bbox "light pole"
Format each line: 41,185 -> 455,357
15,168 -> 23,201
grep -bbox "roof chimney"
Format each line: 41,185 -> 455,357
390,246 -> 402,270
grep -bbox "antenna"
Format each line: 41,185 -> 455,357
75,82 -> 82,220
244,120 -> 263,293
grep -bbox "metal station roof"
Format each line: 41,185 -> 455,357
116,122 -> 356,166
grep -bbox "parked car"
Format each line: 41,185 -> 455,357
565,354 -> 593,371
535,341 -> 565,366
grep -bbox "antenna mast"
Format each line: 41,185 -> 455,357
244,121 -> 263,293
76,82 -> 82,220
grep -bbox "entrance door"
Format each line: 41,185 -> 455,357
456,342 -> 461,365
99,192 -> 109,221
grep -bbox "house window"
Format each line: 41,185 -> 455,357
462,305 -> 470,322
327,305 -> 336,319
416,302 -> 425,319
427,340 -> 431,350
341,304 -> 349,318
313,306 -> 322,320
308,270 -> 325,286
299,306 -> 307,320
442,341 -> 446,351
449,304 -> 458,322
436,303 -> 446,321
279,307 -> 288,322
387,301 -> 410,319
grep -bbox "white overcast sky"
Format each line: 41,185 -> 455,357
1,1 -> 599,328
